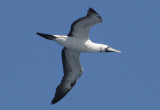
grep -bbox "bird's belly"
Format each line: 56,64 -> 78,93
56,38 -> 99,52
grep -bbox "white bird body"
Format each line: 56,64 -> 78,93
54,35 -> 108,52
36,8 -> 121,104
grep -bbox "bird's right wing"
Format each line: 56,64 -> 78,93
68,8 -> 102,38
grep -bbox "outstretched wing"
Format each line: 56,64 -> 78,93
51,48 -> 83,104
68,8 -> 102,38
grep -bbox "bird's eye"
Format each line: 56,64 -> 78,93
105,47 -> 111,52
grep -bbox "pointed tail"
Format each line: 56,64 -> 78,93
35,32 -> 56,40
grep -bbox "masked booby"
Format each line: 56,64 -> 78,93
36,8 -> 121,104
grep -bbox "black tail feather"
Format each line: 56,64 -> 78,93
35,32 -> 55,40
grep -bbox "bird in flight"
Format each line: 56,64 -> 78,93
36,8 -> 121,104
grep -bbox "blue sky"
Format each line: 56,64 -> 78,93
0,0 -> 160,110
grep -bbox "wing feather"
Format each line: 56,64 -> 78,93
51,48 -> 83,104
68,8 -> 102,38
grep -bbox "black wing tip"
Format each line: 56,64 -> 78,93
88,8 -> 99,15
51,86 -> 71,105
50,95 -> 65,105
88,8 -> 95,11
51,99 -> 58,105
51,96 -> 62,105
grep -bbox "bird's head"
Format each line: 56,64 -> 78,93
99,44 -> 121,53
105,46 -> 121,53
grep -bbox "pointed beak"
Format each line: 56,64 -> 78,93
105,47 -> 121,53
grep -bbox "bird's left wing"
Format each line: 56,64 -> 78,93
51,48 -> 83,104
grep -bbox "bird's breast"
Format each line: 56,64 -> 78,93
55,37 -> 100,52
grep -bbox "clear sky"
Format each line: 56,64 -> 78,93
0,0 -> 160,110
